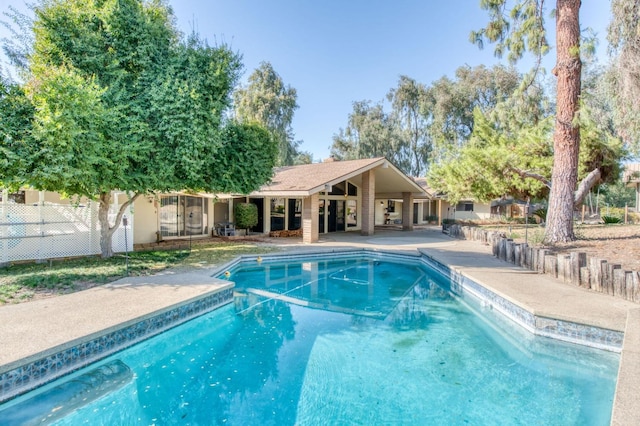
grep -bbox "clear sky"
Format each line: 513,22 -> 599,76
1,0 -> 613,161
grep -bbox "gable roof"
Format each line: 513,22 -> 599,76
250,157 -> 426,197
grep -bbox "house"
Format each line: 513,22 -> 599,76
411,177 -> 492,223
132,157 -> 428,245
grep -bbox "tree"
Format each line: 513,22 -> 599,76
234,202 -> 258,235
472,0 -> 585,243
428,64 -> 528,160
0,0 -> 278,257
234,62 -> 305,166
427,105 -> 625,207
387,76 -> 431,176
607,0 -> 640,154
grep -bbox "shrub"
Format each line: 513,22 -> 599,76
602,215 -> 622,224
234,203 -> 258,232
533,208 -> 547,222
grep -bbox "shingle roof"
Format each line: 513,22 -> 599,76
252,157 -> 386,196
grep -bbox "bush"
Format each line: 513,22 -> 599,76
234,203 -> 258,232
602,215 -> 622,224
533,208 -> 547,222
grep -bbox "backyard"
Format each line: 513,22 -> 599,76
1,224 -> 639,305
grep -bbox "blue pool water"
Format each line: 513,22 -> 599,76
0,255 -> 620,425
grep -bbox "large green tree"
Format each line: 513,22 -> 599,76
234,61 -> 309,165
0,0 -> 277,257
473,0 -> 586,243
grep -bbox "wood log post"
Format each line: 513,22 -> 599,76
580,266 -> 591,288
505,239 -> 515,263
589,258 -> 606,292
537,249 -> 548,273
613,268 -> 626,297
570,252 -> 587,286
519,243 -> 528,268
499,238 -> 508,261
557,255 -> 571,283
633,272 -> 640,303
544,255 -> 558,277
514,243 -> 521,266
605,264 -> 622,295
625,271 -> 635,301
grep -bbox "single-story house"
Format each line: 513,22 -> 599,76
132,157 -> 428,245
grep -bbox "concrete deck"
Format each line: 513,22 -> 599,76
0,227 -> 638,424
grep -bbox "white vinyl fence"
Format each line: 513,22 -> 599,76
0,202 -> 133,264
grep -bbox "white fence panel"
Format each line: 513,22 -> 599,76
0,202 -> 133,264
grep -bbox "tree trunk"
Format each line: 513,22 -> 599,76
98,192 -> 116,259
544,0 -> 582,244
97,191 -> 140,258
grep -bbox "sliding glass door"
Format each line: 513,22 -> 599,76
159,195 -> 208,238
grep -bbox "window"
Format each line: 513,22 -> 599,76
387,200 -> 395,213
347,182 -> 358,196
455,201 -> 474,212
270,198 -> 285,231
0,191 -> 25,204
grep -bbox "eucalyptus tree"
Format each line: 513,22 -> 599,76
387,75 -> 431,176
472,0 -> 589,243
607,0 -> 640,154
330,100 -> 409,172
234,61 -> 302,166
428,65 -> 523,151
0,0 -> 278,258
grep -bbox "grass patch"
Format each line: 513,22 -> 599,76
0,241 -> 279,304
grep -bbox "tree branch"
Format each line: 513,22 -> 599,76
574,168 -> 601,208
506,165 -> 552,188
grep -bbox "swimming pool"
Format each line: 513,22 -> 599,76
0,253 -> 620,424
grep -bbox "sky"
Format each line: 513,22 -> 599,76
1,0 -> 613,161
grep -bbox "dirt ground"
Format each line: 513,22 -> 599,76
501,224 -> 640,272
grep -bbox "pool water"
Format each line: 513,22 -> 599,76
0,256 -> 619,425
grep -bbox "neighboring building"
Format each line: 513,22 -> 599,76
411,178 -> 492,223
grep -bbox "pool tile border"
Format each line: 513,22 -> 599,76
0,286 -> 233,403
418,251 -> 624,352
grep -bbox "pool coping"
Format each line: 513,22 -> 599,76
0,283 -> 234,403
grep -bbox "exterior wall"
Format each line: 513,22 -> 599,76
303,194 -> 319,243
133,196 -> 159,244
450,201 -> 491,221
361,170 -> 375,236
